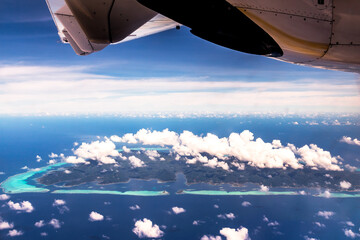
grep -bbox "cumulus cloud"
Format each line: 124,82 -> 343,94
241,201 -> 251,207
49,219 -> 61,228
117,129 -> 342,171
322,190 -> 332,198
260,185 -> 269,192
346,221 -> 355,227
314,222 -> 326,228
340,181 -> 352,189
7,201 -> 34,213
73,140 -> 119,164
0,221 -> 14,230
0,194 -> 10,200
344,229 -> 360,238
49,153 -> 58,158
340,136 -> 360,146
172,207 -> 186,215
220,226 -> 250,240
130,205 -> 141,210
122,146 -> 131,153
128,156 -> 146,168
201,235 -> 222,240
295,144 -> 341,171
89,211 -> 104,221
218,213 -> 236,220
53,199 -> 66,206
110,135 -> 122,142
317,211 -> 334,219
132,218 -> 164,238
36,155 -> 42,162
268,221 -> 280,227
214,204 -> 219,209
35,220 -> 46,228
145,150 -> 160,160
193,220 -> 205,225
65,156 -> 86,164
8,229 -> 23,237
304,236 -> 318,240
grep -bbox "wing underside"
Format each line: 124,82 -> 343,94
46,0 -> 179,55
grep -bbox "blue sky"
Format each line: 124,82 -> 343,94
0,0 -> 359,115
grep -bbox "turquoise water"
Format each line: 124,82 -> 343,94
316,192 -> 360,198
183,190 -> 297,196
52,189 -> 169,196
0,162 -> 67,194
2,161 -> 360,198
118,147 -> 169,152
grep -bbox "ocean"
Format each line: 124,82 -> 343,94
0,116 -> 359,239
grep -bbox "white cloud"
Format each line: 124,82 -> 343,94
220,226 -> 250,240
314,222 -> 326,228
122,146 -> 131,153
74,140 -> 119,164
7,200 -> 34,213
128,156 -> 145,168
34,220 -> 45,228
214,204 -> 219,209
89,211 -> 104,221
345,164 -> 358,172
49,153 -> 58,158
65,156 -> 86,164
317,211 -> 335,219
260,185 -> 269,192
304,236 -> 318,240
340,136 -> 360,146
323,190 -> 332,198
130,205 -> 141,210
36,155 -> 42,162
118,129 -> 342,171
48,159 -> 56,165
340,181 -> 352,189
8,229 -> 23,237
172,207 -> 186,215
295,144 -> 341,171
346,221 -> 355,227
145,150 -> 160,160
344,229 -> 360,238
49,219 -> 61,229
132,218 -> 164,238
218,213 -> 236,220
0,65 -> 358,114
41,232 -> 48,236
21,166 -> 29,170
201,235 -> 222,240
110,135 -> 122,142
53,199 -> 66,206
0,194 -> 10,200
263,216 -> 269,222
35,220 -> 46,228
268,221 -> 280,227
241,201 -> 251,207
193,220 -> 204,225
0,221 -> 14,230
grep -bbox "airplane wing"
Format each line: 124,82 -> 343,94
46,0 -> 179,55
46,0 -> 360,73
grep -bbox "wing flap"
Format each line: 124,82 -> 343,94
46,0 -> 179,55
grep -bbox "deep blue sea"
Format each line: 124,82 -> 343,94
0,116 -> 359,239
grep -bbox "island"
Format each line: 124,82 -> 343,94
36,150 -> 360,192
